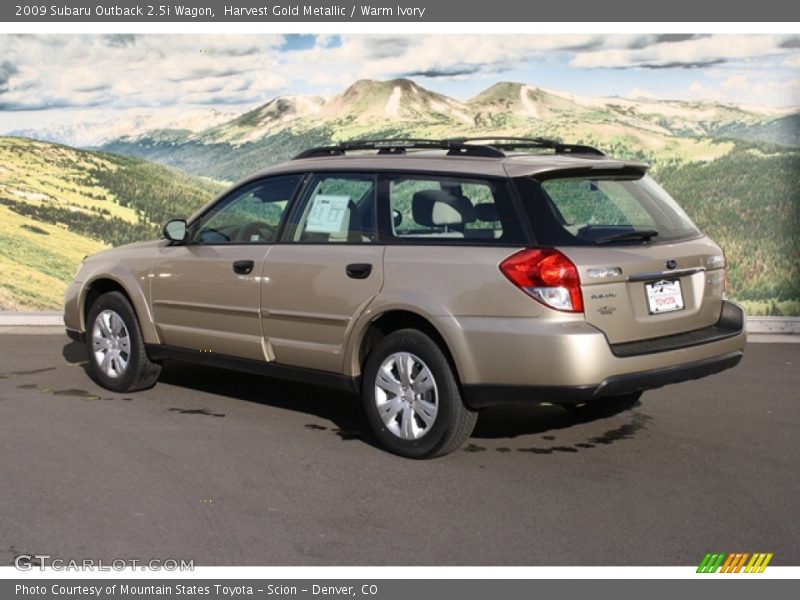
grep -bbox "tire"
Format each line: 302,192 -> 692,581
85,291 -> 161,392
362,328 -> 477,458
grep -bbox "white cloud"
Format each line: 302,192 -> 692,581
746,78 -> 800,107
0,35 -> 286,111
687,81 -> 726,102
285,34 -> 616,81
0,33 -> 798,120
683,76 -> 800,108
571,35 -> 796,69
305,71 -> 356,89
784,55 -> 800,68
723,75 -> 749,90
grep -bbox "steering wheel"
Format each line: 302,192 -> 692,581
237,221 -> 276,242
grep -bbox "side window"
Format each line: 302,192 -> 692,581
190,174 -> 302,245
386,175 -> 507,241
284,173 -> 376,243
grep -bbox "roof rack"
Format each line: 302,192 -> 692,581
291,137 -> 605,160
292,139 -> 504,159
448,137 -> 606,157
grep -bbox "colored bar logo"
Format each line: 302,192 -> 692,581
697,552 -> 773,573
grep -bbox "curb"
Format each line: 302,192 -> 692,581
745,317 -> 800,334
0,312 -> 63,326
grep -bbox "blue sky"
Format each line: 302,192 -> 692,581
0,34 -> 798,133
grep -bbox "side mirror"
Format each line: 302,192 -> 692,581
392,209 -> 403,228
163,219 -> 187,243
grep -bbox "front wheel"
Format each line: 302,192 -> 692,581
362,329 -> 477,458
86,291 -> 161,392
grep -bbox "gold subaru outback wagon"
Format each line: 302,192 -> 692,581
64,138 -> 746,458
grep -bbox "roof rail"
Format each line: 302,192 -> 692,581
291,137 -> 605,160
292,138 -> 504,160
448,137 -> 606,157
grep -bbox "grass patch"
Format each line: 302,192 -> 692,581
736,298 -> 800,317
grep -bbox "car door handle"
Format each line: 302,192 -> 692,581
233,260 -> 255,275
346,263 -> 372,279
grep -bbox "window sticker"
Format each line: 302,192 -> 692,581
305,194 -> 350,233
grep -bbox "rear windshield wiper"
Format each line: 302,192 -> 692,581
593,229 -> 659,244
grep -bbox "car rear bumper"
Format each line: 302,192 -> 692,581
608,300 -> 744,357
462,350 -> 743,409
436,300 -> 746,409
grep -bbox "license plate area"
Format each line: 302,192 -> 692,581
645,279 -> 685,314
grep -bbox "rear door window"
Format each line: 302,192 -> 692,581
380,174 -> 524,243
282,173 -> 376,243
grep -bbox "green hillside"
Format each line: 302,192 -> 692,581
715,114 -> 800,148
103,128 -> 336,183
0,137 -> 223,309
657,148 -> 800,315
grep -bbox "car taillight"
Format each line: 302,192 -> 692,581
499,248 -> 584,313
722,250 -> 728,294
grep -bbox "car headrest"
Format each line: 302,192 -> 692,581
475,203 -> 499,222
411,190 -> 476,228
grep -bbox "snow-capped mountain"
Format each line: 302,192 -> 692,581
10,107 -> 237,147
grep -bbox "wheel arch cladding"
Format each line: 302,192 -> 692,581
82,275 -> 158,345
357,310 -> 463,386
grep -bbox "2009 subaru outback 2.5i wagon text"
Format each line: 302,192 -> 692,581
64,137 -> 746,458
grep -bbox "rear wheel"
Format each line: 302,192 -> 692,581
362,329 -> 477,458
86,291 -> 161,392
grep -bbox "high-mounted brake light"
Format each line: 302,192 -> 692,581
499,248 -> 584,313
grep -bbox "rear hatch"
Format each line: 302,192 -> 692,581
561,240 -> 725,343
517,170 -> 727,344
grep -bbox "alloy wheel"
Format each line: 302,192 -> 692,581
374,351 -> 438,440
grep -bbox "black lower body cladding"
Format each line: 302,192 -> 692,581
462,351 -> 743,410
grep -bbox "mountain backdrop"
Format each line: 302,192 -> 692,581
100,79 -> 799,181
1,78 -> 798,314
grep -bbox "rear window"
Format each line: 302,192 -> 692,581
518,174 -> 701,246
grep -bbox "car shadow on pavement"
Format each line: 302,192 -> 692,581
62,339 -> 90,366
62,340 -> 641,447
160,360 -> 367,431
472,395 -> 642,439
62,340 -> 374,446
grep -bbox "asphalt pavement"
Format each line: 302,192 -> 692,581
0,334 -> 798,566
